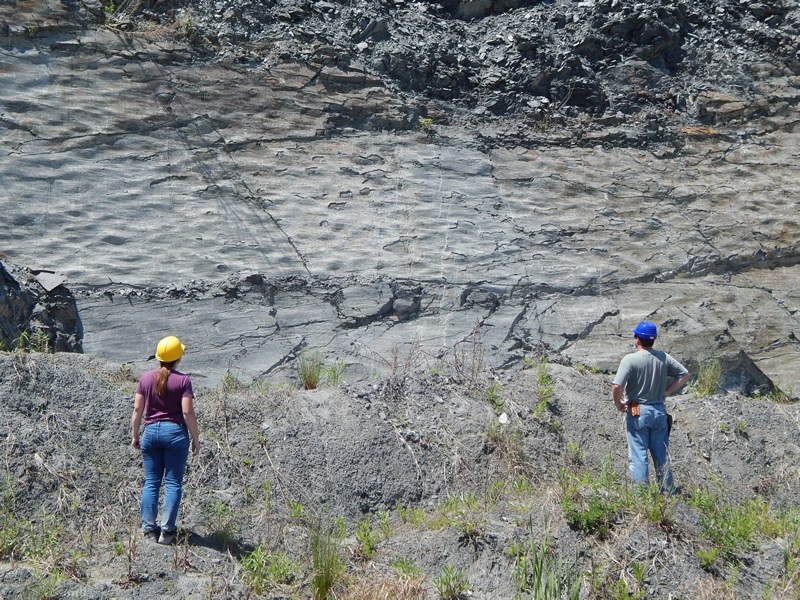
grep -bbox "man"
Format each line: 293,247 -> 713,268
612,321 -> 690,493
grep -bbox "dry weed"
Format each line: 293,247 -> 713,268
340,573 -> 426,600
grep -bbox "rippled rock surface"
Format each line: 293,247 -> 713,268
1,1 -> 799,392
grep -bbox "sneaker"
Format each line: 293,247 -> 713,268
157,529 -> 177,545
143,528 -> 160,542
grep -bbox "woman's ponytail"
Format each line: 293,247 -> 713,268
155,361 -> 177,397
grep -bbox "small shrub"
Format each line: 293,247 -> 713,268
486,383 -> 504,413
687,489 -> 774,558
377,511 -> 391,539
288,498 -> 305,520
203,500 -> 238,547
241,546 -> 298,594
697,547 -> 719,571
635,483 -> 676,527
453,511 -> 485,543
355,516 -> 379,560
220,371 -> 242,392
297,352 -> 323,390
566,441 -> 583,465
433,565 -> 471,599
533,356 -> 553,417
690,359 -> 721,397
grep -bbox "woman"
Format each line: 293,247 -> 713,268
131,335 -> 200,544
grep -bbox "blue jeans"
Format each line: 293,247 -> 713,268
140,421 -> 190,533
626,403 -> 673,493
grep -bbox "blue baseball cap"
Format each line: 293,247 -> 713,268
632,321 -> 657,340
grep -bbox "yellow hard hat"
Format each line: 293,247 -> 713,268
155,336 -> 185,363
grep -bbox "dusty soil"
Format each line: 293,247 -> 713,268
2,350 -> 798,598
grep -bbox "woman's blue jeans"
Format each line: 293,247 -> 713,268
626,403 -> 673,493
140,421 -> 190,533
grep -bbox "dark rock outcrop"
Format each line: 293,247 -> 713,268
0,261 -> 83,352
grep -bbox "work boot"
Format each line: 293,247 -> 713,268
157,529 -> 177,545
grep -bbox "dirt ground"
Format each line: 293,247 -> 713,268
1,350 -> 798,599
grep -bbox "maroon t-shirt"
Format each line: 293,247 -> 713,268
136,368 -> 194,426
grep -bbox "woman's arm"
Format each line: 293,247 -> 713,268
182,396 -> 200,457
131,393 -> 145,449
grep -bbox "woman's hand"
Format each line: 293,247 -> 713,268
132,436 -> 140,450
191,438 -> 200,457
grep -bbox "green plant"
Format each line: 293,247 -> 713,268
566,441 -> 583,465
765,385 -> 794,404
297,352 -> 323,390
179,8 -> 199,41
511,476 -> 533,496
390,556 -> 423,578
440,493 -> 479,514
533,356 -> 553,417
697,547 -> 719,571
434,565 -> 471,599
608,578 -> 644,600
559,460 -> 623,538
288,498 -> 305,519
310,519 -> 345,600
486,383 -> 505,413
377,510 -> 391,539
428,360 -> 448,376
203,500 -> 238,547
12,329 -> 50,353
241,546 -> 298,594
453,511 -> 485,543
27,569 -> 64,600
549,421 -> 562,434
221,371 -> 242,392
397,504 -> 426,527
690,359 -> 721,397
324,359 -> 346,385
512,529 -> 581,600
419,117 -> 434,133
687,489 -> 775,558
24,23 -> 37,37
635,483 -> 676,527
103,0 -> 115,15
533,113 -> 551,132
355,515 -> 379,560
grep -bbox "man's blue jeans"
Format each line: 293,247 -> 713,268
140,421 -> 190,533
626,403 -> 673,492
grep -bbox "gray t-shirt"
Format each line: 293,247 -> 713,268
612,349 -> 688,405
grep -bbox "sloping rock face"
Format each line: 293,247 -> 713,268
1,1 -> 799,392
0,262 -> 82,353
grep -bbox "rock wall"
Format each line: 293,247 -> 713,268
1,1 -> 799,392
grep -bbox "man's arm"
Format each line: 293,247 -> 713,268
612,384 -> 627,413
665,372 -> 690,397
